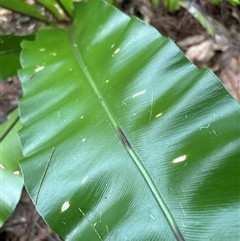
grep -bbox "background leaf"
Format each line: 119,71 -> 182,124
19,0 -> 240,240
0,109 -> 23,227
0,35 -> 35,81
36,0 -> 68,21
57,0 -> 73,17
150,0 -> 160,7
164,0 -> 180,12
180,0 -> 215,36
0,0 -> 52,23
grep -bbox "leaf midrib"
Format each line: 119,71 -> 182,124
68,28 -> 184,241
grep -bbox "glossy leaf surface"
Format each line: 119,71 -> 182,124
19,1 -> 240,240
0,109 -> 23,227
0,35 -> 35,81
0,0 -> 51,23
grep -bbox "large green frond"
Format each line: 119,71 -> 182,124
19,1 -> 240,240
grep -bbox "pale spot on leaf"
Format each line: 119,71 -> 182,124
132,90 -> 146,98
114,48 -> 120,54
173,155 -> 187,164
35,66 -> 45,72
82,176 -> 88,184
61,201 -> 70,212
155,113 -> 162,118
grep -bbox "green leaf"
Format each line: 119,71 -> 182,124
212,0 -> 240,5
180,0 -> 215,37
0,109 -> 23,227
228,0 -> 240,6
0,0 -> 52,23
19,0 -> 240,240
164,0 -> 180,12
150,0 -> 160,7
212,0 -> 221,4
57,0 -> 73,17
36,0 -> 67,21
107,0 -> 117,5
0,35 -> 35,81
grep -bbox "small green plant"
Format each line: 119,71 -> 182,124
150,0 -> 240,8
149,0 -> 239,37
212,0 -> 240,6
0,0 -> 239,240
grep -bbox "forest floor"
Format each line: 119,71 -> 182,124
0,0 -> 239,240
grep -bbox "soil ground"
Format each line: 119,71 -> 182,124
0,0 -> 239,240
